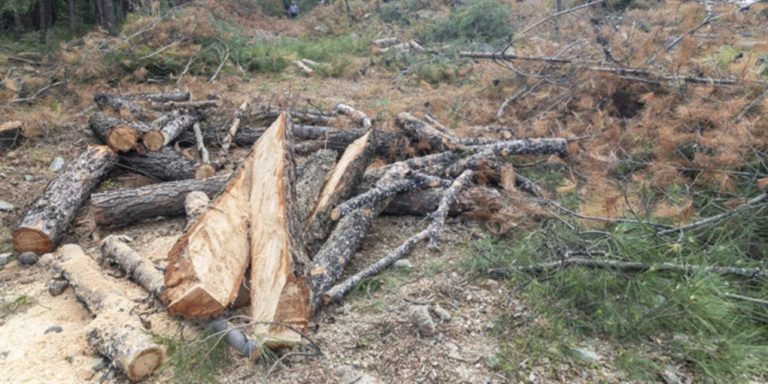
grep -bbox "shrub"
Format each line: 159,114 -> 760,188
418,0 -> 512,44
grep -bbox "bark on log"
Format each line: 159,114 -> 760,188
303,130 -> 375,256
0,120 -> 23,148
100,236 -> 165,297
250,109 -> 334,126
125,91 -> 190,102
150,99 -> 219,111
383,186 -> 502,216
13,145 -> 117,253
119,148 -> 197,181
55,244 -> 164,382
323,170 -> 475,304
89,112 -> 145,152
396,112 -> 463,152
307,165 -> 408,311
335,103 -> 372,128
94,93 -> 149,120
246,113 -> 310,346
363,151 -> 460,184
90,175 -> 229,227
372,37 -> 399,48
296,149 -> 338,222
142,113 -> 199,151
184,191 -> 209,223
219,101 -> 248,158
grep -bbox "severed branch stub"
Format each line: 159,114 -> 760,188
219,101 -> 248,158
100,236 -> 165,298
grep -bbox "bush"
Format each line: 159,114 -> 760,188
418,0 -> 512,44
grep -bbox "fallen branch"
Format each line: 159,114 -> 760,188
142,113 -> 199,151
101,236 -> 165,298
335,103 -> 372,129
658,192 -> 768,236
192,122 -> 214,178
219,101 -> 248,158
119,148 -> 197,181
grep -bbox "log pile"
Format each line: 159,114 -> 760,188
13,91 -> 568,381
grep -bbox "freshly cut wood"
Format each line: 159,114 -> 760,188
119,148 -> 197,181
191,122 -> 215,179
296,149 -> 338,221
0,120 -> 23,148
335,103 -> 372,128
100,236 -> 165,297
142,113 -> 199,151
55,244 -> 164,382
90,175 -> 229,227
324,170 -> 474,304
89,112 -> 143,152
304,130 -> 375,255
246,113 -> 310,346
13,145 -> 117,253
184,191 -> 209,226
307,164 -> 408,311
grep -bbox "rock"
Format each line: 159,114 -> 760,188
48,279 -> 69,296
78,368 -> 95,381
0,200 -> 14,212
17,252 -> 40,266
37,253 -> 54,267
660,366 -> 683,384
0,253 -> 10,267
49,156 -> 65,172
335,365 -> 378,384
409,305 -> 437,336
44,325 -> 63,334
569,347 -> 600,363
393,259 -> 412,270
431,304 -> 452,322
91,358 -> 109,372
24,175 -> 33,182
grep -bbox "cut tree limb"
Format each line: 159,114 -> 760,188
90,175 -> 229,227
119,148 -> 197,181
94,93 -> 149,120
13,145 -> 117,253
335,103 -> 372,129
150,99 -> 219,111
296,149 -> 338,222
192,122 -> 215,178
55,244 -> 164,382
304,130 -> 375,255
219,101 -> 248,158
383,186 -> 502,216
396,112 -> 464,152
89,112 -> 145,152
124,90 -> 190,102
100,236 -> 165,297
142,113 -> 199,151
427,169 -> 474,249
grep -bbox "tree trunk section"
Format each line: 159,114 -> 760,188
119,148 -> 197,181
296,149 -> 337,221
89,112 -> 142,152
142,113 -> 199,151
303,130 -> 374,255
68,0 -> 76,33
94,93 -> 149,121
101,0 -> 116,34
247,113 -> 310,347
13,146 -> 117,253
100,236 -> 165,297
55,244 -> 164,382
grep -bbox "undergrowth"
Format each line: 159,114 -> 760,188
155,325 -> 233,384
467,189 -> 768,381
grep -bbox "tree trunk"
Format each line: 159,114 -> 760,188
13,146 -> 117,253
296,149 -> 338,222
68,0 -> 77,33
303,130 -> 375,255
55,244 -> 164,382
0,121 -> 23,149
89,112 -> 144,152
94,93 -> 150,121
102,0 -> 116,34
119,148 -> 197,181
246,113 -> 310,347
100,236 -> 165,297
307,164 -> 408,312
141,113 -> 199,151
125,91 -> 191,102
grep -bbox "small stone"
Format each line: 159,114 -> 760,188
393,259 -> 413,270
91,358 -> 109,372
49,157 -> 65,172
17,252 -> 40,266
45,325 -> 63,334
0,253 -> 10,267
431,304 -> 452,322
0,200 -> 14,212
409,305 -> 437,336
569,347 -> 600,363
660,366 -> 683,384
24,175 -> 33,182
78,368 -> 95,381
37,253 -> 54,267
48,280 -> 69,296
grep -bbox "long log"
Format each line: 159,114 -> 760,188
119,148 -> 197,181
141,113 -> 199,151
307,164 -> 408,311
303,130 -> 375,255
55,244 -> 164,382
100,236 -> 165,297
125,91 -> 190,102
13,145 -> 117,253
335,103 -> 372,128
296,149 -> 338,221
89,112 -> 145,152
396,112 -> 464,152
383,186 -> 502,216
0,121 -> 23,148
246,113 -> 310,346
94,93 -> 149,120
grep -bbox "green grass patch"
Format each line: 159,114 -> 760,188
155,325 -> 233,384
417,0 -> 511,44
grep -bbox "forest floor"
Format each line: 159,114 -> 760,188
2,1 -> 768,383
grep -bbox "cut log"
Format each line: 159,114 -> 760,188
295,60 -> 314,75
125,90 -> 190,102
250,109 -> 334,126
246,113 -> 310,347
303,130 -> 375,255
150,99 -> 219,111
89,112 -> 144,152
13,145 -> 117,253
335,103 -> 372,129
55,244 -> 164,381
142,113 -> 199,151
100,236 -> 165,297
191,122 -> 214,178
0,120 -> 23,148
363,151 -> 460,184
90,175 -> 229,227
219,101 -> 248,158
396,112 -> 463,152
307,164 -> 408,311
94,93 -> 148,120
296,149 -> 338,221
119,148 -> 197,181
372,37 -> 399,48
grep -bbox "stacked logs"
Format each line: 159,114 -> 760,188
12,92 -> 567,381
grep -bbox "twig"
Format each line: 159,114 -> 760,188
139,38 -> 183,60
720,292 -> 768,306
658,192 -> 768,235
193,123 -> 210,165
219,101 -> 248,158
9,80 -> 65,104
735,87 -> 768,122
208,45 -> 230,83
